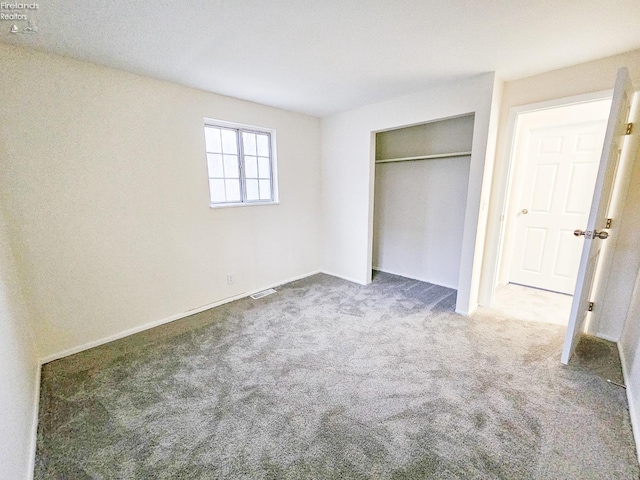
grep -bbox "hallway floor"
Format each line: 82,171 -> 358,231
489,283 -> 573,326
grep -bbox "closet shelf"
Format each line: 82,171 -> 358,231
375,151 -> 472,164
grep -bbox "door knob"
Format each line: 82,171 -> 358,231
521,209 -> 528,214
574,229 -> 609,239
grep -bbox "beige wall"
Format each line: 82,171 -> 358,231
0,205 -> 38,479
0,45 -> 322,360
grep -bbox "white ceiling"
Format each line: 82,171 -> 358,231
2,1 -> 640,117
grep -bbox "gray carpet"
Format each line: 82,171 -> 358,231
35,272 -> 639,479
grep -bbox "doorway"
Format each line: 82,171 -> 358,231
493,97 -> 612,325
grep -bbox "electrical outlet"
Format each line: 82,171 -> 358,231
226,274 -> 234,285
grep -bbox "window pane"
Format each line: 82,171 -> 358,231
204,127 -> 222,153
223,155 -> 239,178
225,179 -> 241,202
245,156 -> 258,178
246,179 -> 259,201
204,122 -> 275,206
259,179 -> 272,200
207,154 -> 223,177
258,157 -> 271,179
209,179 -> 225,203
242,132 -> 257,156
221,128 -> 238,154
257,134 -> 269,157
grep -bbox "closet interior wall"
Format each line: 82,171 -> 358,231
373,115 -> 475,289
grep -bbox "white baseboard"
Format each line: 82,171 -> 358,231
320,270 -> 367,285
595,332 -> 619,343
27,362 -> 41,480
619,342 -> 640,465
39,270 -> 321,364
371,267 -> 458,290
455,305 -> 477,317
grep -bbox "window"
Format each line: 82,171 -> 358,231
204,120 -> 277,206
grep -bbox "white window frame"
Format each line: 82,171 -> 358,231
204,118 -> 279,208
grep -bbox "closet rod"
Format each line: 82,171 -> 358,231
375,151 -> 472,164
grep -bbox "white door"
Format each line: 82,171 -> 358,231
510,118 -> 608,294
561,68 -> 637,364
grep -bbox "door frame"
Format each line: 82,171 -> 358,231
483,90 -> 613,307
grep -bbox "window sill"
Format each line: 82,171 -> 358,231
209,201 -> 280,209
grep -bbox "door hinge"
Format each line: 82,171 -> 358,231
605,218 -> 612,229
588,302 -> 594,312
626,123 -> 633,135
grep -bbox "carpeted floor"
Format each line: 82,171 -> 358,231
35,272 -> 639,479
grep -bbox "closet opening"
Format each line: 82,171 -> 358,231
372,114 -> 475,292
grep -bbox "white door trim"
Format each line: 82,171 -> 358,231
481,90 -> 613,308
